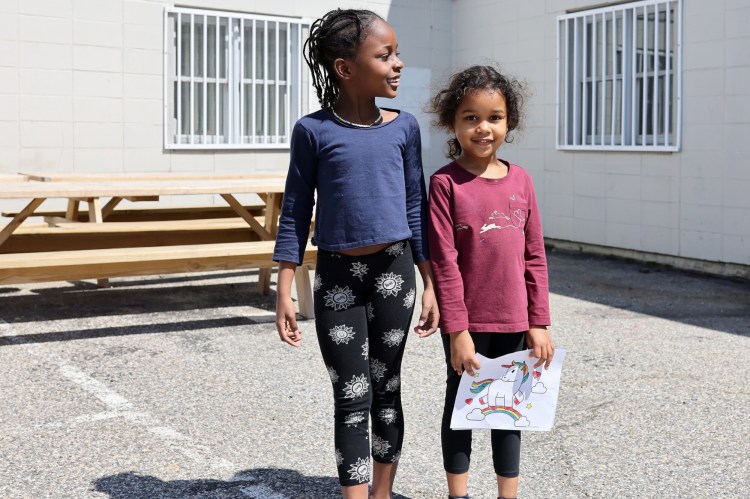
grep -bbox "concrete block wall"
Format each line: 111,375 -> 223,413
451,0 -> 750,266
0,0 -> 449,182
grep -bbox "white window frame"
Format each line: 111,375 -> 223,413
163,6 -> 312,150
556,0 -> 682,151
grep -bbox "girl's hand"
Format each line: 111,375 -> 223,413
526,326 -> 554,369
276,296 -> 302,347
450,330 -> 480,376
414,287 -> 439,338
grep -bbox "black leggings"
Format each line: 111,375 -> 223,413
314,241 -> 416,486
441,331 -> 526,477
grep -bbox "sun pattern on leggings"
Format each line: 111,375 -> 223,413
348,456 -> 370,483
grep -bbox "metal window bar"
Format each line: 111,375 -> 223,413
240,18 -> 245,143
214,16 -> 219,144
665,2 -> 671,146
189,14 -> 194,144
610,9 -> 616,146
653,2 -> 660,146
202,15 -> 207,143
598,13 -> 607,145
276,23 -> 282,143
591,17 -> 597,145
263,20 -> 269,145
251,19 -> 256,143
640,5 -> 647,145
557,0 -> 680,151
582,16 -> 588,145
165,7 -> 310,149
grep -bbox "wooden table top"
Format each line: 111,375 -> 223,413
0,177 -> 287,199
19,171 -> 286,182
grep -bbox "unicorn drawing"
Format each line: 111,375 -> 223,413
467,361 -> 536,423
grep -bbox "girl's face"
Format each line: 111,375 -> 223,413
346,19 -> 404,99
451,89 -> 508,161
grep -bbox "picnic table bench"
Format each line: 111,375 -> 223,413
0,174 -> 315,318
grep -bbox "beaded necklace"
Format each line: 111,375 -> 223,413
330,107 -> 383,128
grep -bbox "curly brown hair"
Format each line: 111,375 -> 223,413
430,65 -> 526,159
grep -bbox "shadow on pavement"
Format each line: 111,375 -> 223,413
0,316 -> 262,346
547,248 -> 749,337
0,271 -> 277,324
1,251 -> 747,339
92,468 -> 413,499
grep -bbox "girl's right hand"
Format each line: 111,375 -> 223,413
450,330 -> 480,376
276,296 -> 302,347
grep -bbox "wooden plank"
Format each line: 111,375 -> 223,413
101,197 -> 123,220
1,178 -> 286,199
11,217 -> 264,234
258,192 -> 283,295
3,204 -> 266,222
0,226 -> 260,254
295,265 -> 315,319
20,171 -> 285,182
0,242 -> 318,318
0,174 -> 28,183
65,199 -> 79,221
0,198 -> 44,246
88,197 -> 103,223
220,193 -> 273,240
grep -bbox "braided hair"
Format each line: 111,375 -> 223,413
430,65 -> 527,159
304,9 -> 384,110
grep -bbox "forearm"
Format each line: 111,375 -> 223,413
276,261 -> 298,300
416,260 -> 435,290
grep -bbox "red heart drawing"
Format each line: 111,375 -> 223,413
465,398 -> 473,404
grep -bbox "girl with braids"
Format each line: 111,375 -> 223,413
427,65 -> 555,499
272,8 -> 439,499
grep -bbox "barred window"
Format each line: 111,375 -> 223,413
557,0 -> 682,151
164,7 -> 311,149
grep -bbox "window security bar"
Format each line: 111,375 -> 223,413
557,0 -> 682,151
163,7 -> 311,149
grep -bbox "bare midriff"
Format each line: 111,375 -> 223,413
336,242 -> 393,256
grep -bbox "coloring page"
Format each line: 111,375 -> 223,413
450,348 -> 566,432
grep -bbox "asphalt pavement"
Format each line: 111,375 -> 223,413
1,249 -> 748,499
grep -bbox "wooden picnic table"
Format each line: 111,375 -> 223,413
0,174 -> 315,317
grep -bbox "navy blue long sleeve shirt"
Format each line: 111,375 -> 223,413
272,108 -> 429,265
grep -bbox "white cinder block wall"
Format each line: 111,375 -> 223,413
451,0 -> 750,268
0,0 -> 447,177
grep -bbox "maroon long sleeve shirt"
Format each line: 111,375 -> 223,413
428,161 -> 551,334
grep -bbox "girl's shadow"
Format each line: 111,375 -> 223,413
93,468 -> 413,499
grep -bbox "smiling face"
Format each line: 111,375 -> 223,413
451,89 -> 508,164
344,18 -> 403,99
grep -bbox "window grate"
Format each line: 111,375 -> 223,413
163,7 -> 311,149
556,0 -> 682,151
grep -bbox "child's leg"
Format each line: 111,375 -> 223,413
487,332 -> 526,499
314,251 -> 373,493
440,333 -> 493,497
365,241 -> 416,498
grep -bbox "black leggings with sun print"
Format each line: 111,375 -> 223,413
313,240 -> 416,486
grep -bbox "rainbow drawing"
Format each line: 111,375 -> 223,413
481,405 -> 523,421
470,379 -> 494,394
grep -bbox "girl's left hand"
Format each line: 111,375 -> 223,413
526,326 -> 555,369
414,287 -> 439,337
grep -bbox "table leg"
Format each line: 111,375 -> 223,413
0,198 -> 44,247
221,193 -> 272,240
86,197 -> 109,287
258,193 -> 281,296
294,265 -> 315,319
66,199 -> 80,221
